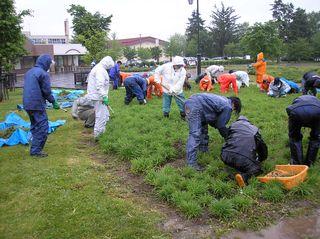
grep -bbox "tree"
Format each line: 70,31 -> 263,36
311,32 -> 320,58
288,8 -> 312,41
150,46 -> 162,63
308,11 -> 320,34
137,48 -> 151,61
67,4 -> 112,41
224,42 -> 244,57
185,10 -> 209,56
0,0 -> 30,74
241,21 -> 283,60
165,34 -> 187,57
271,0 -> 294,42
123,47 -> 136,61
208,3 -> 240,56
287,38 -> 312,61
67,4 -> 113,63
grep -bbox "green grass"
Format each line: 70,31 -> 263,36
99,63 -> 320,228
1,63 -> 320,236
0,91 -> 167,238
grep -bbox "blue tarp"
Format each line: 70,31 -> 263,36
0,112 -> 66,147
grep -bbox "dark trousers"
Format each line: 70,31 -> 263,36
26,110 -> 49,155
124,82 -> 144,104
221,151 -> 262,182
113,76 -> 120,90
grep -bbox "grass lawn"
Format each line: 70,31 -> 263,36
100,63 -> 320,232
0,91 -> 167,239
0,63 -> 319,238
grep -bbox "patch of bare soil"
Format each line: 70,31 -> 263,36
78,131 -> 216,239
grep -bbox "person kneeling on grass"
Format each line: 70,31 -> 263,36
267,77 -> 291,97
71,96 -> 95,128
185,93 -> 241,171
124,74 -> 147,105
221,116 -> 268,187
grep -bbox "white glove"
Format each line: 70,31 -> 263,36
143,99 -> 147,104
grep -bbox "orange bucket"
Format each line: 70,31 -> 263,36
258,165 -> 309,190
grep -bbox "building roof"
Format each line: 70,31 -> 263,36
118,36 -> 167,47
53,44 -> 87,55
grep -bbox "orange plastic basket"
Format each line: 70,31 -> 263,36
258,165 -> 309,190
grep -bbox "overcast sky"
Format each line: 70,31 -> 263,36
15,0 -> 320,41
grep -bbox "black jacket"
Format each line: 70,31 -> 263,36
221,116 -> 268,162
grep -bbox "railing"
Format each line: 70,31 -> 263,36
74,71 -> 90,89
0,73 -> 17,102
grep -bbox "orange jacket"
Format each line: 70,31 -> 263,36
218,74 -> 238,95
253,52 -> 267,83
199,75 -> 213,92
260,74 -> 274,91
120,72 -> 132,84
147,75 -> 163,99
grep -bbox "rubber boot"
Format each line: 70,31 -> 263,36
305,140 -> 319,166
289,140 -> 304,165
235,174 -> 246,187
163,112 -> 169,118
180,112 -> 186,120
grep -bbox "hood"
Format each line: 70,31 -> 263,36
99,56 -> 114,70
172,56 -> 185,66
257,52 -> 264,61
35,54 -> 52,71
218,65 -> 224,72
237,115 -> 249,122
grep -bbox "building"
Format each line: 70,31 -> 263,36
15,20 -> 87,74
118,36 -> 168,61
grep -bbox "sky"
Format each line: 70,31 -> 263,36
15,0 -> 320,41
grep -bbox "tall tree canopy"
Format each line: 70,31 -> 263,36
165,34 -> 187,57
209,3 -> 240,56
271,0 -> 294,41
0,0 -> 30,73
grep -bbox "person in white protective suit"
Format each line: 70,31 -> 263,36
229,70 -> 250,90
154,56 -> 187,119
71,96 -> 95,128
205,65 -> 224,83
86,56 -> 114,138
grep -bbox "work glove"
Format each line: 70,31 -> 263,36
102,96 -> 109,105
53,101 -> 60,110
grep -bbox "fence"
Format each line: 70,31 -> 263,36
0,73 -> 17,102
74,71 -> 90,89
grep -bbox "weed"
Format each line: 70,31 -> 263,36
231,195 -> 254,212
210,180 -> 235,198
261,181 -> 285,202
209,199 -> 237,219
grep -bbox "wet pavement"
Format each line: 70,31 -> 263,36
16,72 -> 78,89
223,208 -> 320,239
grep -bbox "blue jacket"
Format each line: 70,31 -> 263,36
23,54 -> 55,110
186,93 -> 232,129
108,63 -> 120,80
124,75 -> 147,98
281,78 -> 301,92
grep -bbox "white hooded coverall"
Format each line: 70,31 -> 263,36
86,56 -> 114,138
232,71 -> 250,90
205,65 -> 224,82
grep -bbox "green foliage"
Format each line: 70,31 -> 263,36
209,199 -> 236,219
150,46 -> 162,63
137,47 -> 151,61
208,2 -> 240,56
210,180 -> 235,198
231,195 -> 254,212
241,21 -> 284,60
165,34 -> 187,57
261,181 -> 285,202
224,42 -> 244,57
286,38 -> 312,61
67,4 -> 114,63
123,47 -> 136,61
0,0 -> 30,71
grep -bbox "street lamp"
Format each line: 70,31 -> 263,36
188,0 -> 201,76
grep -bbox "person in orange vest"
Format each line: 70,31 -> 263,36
252,52 -> 267,87
119,72 -> 132,86
260,74 -> 274,92
199,75 -> 213,92
146,75 -> 163,99
218,73 -> 238,95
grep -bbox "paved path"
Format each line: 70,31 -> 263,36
16,72 -> 77,89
